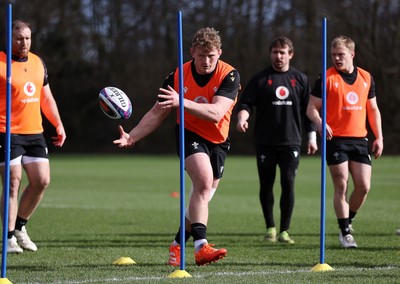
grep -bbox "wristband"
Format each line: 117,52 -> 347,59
308,131 -> 317,143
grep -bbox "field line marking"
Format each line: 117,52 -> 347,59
19,265 -> 398,284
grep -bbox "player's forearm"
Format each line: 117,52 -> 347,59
306,107 -> 321,127
183,99 -> 223,123
237,109 -> 250,123
184,96 -> 235,123
41,98 -> 64,129
129,105 -> 169,143
368,108 -> 383,140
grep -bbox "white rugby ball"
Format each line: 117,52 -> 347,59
99,87 -> 132,120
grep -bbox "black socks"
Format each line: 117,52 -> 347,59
191,223 -> 207,241
338,218 -> 351,236
174,227 -> 191,244
15,216 -> 28,231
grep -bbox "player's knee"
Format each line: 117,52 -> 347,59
9,181 -> 21,199
31,176 -> 50,190
41,177 -> 50,189
356,185 -> 370,196
9,176 -> 22,190
334,185 -> 348,198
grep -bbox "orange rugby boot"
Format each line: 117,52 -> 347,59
195,243 -> 227,266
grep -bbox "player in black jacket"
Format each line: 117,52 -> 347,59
236,37 -> 317,243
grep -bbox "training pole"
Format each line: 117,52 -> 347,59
311,17 -> 333,272
0,3 -> 14,284
167,10 -> 191,279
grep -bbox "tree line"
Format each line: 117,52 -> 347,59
1,0 -> 399,154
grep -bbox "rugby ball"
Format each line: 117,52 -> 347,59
99,87 -> 132,120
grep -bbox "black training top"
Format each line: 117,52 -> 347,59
237,66 -> 316,146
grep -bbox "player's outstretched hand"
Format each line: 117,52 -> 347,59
113,125 -> 135,148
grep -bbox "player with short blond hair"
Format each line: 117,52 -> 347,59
114,27 -> 240,266
307,35 -> 383,248
0,20 -> 66,253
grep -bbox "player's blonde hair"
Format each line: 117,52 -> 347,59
12,20 -> 31,32
331,35 -> 355,52
192,27 -> 221,51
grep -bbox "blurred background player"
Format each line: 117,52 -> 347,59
236,37 -> 317,244
0,20 -> 66,253
307,35 -> 383,248
113,27 -> 240,265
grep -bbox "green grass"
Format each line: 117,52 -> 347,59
4,155 -> 400,283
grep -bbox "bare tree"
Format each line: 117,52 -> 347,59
1,0 -> 398,153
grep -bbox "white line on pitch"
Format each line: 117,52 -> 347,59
18,265 -> 399,284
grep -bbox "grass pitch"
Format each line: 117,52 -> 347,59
3,154 -> 400,283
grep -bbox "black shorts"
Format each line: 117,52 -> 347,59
326,137 -> 371,165
0,133 -> 49,163
255,145 -> 300,170
175,125 -> 230,179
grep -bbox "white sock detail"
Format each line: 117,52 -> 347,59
194,239 -> 207,252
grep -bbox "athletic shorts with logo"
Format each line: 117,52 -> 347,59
0,133 -> 48,164
326,137 -> 371,166
175,125 -> 230,179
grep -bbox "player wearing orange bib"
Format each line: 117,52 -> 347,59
324,67 -> 371,138
307,35 -> 383,248
174,60 -> 236,144
114,27 -> 240,266
0,20 -> 66,253
0,51 -> 44,134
